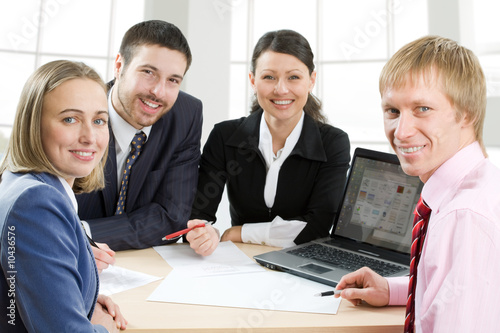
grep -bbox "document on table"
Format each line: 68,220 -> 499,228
99,265 -> 162,296
153,241 -> 265,277
148,269 -> 341,314
150,241 -> 341,314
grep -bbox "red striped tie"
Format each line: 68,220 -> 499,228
404,196 -> 431,333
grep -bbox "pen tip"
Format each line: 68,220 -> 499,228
314,293 -> 321,297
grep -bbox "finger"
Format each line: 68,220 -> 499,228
97,295 -> 116,316
93,247 -> 116,266
336,268 -> 370,290
95,259 -> 110,273
187,219 -> 205,229
341,287 -> 372,303
112,304 -> 128,329
96,242 -> 116,256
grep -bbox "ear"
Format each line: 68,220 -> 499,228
249,72 -> 256,92
114,53 -> 124,79
309,71 -> 317,92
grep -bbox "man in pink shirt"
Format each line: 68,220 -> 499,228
335,35 -> 500,332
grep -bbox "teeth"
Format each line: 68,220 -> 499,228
273,100 -> 292,105
400,146 -> 424,153
72,151 -> 93,157
141,99 -> 160,109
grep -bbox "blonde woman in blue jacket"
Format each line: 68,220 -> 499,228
0,60 -> 127,332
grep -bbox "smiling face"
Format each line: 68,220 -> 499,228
112,44 -> 187,130
249,51 -> 316,128
382,72 -> 476,183
41,78 -> 109,187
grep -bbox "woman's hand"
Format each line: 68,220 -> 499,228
92,242 -> 116,274
220,226 -> 243,243
91,294 -> 128,331
186,219 -> 220,256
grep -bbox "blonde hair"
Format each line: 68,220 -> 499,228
379,35 -> 487,154
0,60 -> 108,193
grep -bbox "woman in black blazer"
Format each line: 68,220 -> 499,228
190,30 -> 350,248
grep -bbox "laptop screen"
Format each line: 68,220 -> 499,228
333,149 -> 423,254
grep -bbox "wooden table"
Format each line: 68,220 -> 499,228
110,243 -> 405,332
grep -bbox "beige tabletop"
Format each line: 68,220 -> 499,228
110,243 -> 405,333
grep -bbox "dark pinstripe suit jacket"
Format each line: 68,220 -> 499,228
76,89 -> 203,250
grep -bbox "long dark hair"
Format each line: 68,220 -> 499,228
250,29 -> 326,123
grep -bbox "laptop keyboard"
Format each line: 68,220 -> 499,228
287,243 -> 407,276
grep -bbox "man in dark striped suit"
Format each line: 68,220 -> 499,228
77,20 -> 220,267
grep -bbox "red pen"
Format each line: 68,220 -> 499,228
161,222 -> 208,241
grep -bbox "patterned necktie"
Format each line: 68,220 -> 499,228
404,196 -> 432,333
115,131 -> 146,215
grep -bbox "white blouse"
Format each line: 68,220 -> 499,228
241,112 -> 307,248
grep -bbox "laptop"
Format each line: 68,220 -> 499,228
254,147 -> 424,287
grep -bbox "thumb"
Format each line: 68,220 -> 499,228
342,287 -> 369,301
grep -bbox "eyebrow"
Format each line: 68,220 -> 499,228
59,109 -> 109,116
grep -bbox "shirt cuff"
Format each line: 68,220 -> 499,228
242,222 -> 271,246
241,216 -> 307,248
81,220 -> 92,238
386,276 -> 409,305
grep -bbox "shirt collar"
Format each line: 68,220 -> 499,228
258,111 -> 304,168
108,85 -> 151,154
57,176 -> 78,213
422,141 -> 485,213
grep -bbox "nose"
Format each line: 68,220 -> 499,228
274,79 -> 289,95
79,122 -> 97,145
394,112 -> 416,140
150,80 -> 167,100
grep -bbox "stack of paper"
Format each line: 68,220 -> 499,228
148,241 -> 341,314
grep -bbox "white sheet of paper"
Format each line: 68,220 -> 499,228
147,269 -> 341,315
99,265 -> 162,296
153,241 -> 265,277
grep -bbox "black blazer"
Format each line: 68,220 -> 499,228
77,87 -> 203,250
191,110 -> 350,244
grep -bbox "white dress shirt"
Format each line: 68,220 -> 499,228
108,85 -> 151,191
241,112 -> 307,248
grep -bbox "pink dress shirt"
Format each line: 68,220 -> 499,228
387,142 -> 500,332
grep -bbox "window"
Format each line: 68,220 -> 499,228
0,0 -> 144,155
229,0 -> 429,156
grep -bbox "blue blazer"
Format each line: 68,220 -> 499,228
76,89 -> 203,250
0,172 -> 106,333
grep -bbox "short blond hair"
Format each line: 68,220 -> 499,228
380,35 -> 487,153
0,60 -> 108,193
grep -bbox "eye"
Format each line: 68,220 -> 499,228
384,108 -> 400,118
169,78 -> 180,85
94,118 -> 107,126
289,75 -> 300,80
63,117 -> 76,124
143,69 -> 153,75
262,75 -> 274,80
418,106 -> 430,112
